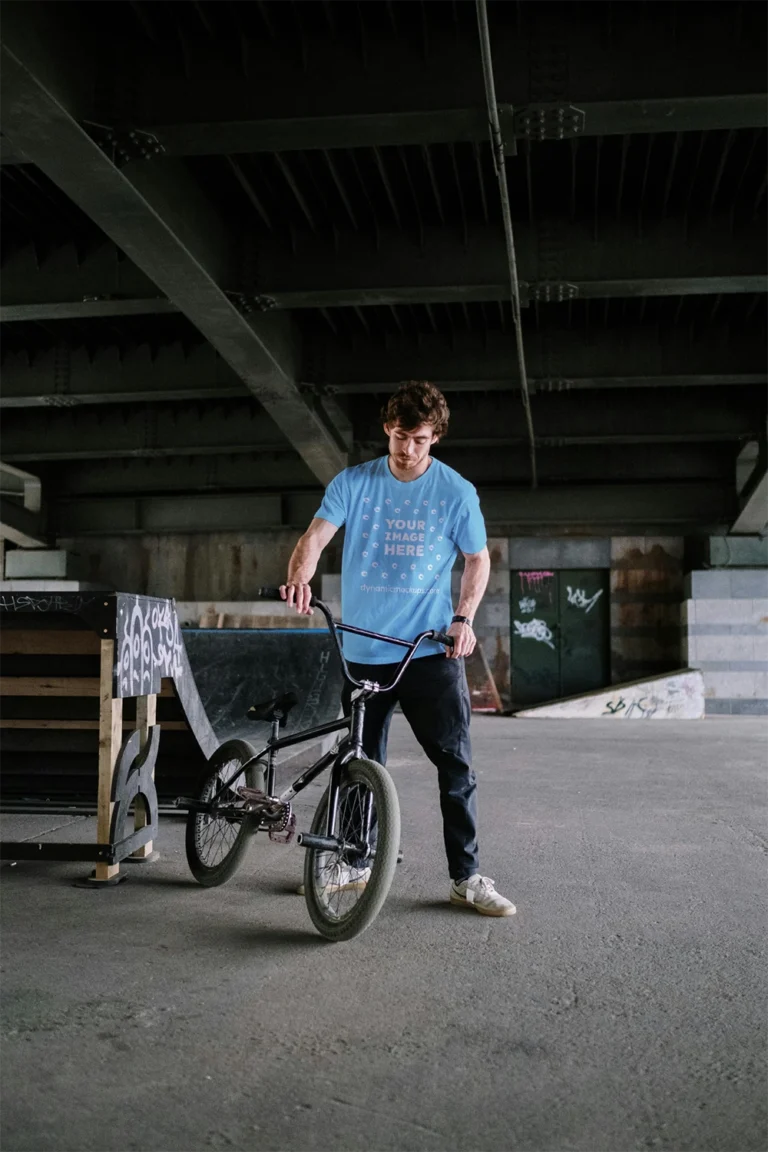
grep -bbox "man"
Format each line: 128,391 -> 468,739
281,380 -> 515,917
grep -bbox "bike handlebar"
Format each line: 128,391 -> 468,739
255,586 -> 455,694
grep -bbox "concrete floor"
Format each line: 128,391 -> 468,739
1,716 -> 766,1152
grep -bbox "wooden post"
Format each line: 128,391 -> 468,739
95,639 -> 122,882
131,692 -> 157,859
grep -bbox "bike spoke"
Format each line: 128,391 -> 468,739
310,778 -> 377,922
194,765 -> 246,869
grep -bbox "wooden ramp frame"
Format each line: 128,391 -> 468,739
0,592 -> 220,884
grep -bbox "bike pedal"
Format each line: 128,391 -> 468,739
237,786 -> 266,802
269,813 -> 297,844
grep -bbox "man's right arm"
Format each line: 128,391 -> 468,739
280,517 -> 340,615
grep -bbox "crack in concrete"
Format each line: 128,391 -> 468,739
329,1094 -> 445,1139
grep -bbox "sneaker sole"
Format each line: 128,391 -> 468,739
449,892 -> 516,917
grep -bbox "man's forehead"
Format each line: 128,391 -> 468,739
388,421 -> 435,437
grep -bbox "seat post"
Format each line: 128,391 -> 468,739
266,717 -> 281,793
350,695 -> 366,759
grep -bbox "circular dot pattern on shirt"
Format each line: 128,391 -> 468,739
355,485 -> 474,592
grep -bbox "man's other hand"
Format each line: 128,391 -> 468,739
446,620 -> 475,659
280,582 -> 314,615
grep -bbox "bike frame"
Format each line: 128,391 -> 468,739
194,598 -> 451,846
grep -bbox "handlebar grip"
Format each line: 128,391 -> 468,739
256,586 -> 284,601
256,585 -> 317,607
431,630 -> 455,648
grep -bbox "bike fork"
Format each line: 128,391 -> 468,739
325,756 -> 343,839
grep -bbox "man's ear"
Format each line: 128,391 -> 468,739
431,434 -> 440,446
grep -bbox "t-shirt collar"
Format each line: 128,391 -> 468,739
384,455 -> 434,485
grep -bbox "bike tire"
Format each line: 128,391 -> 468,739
303,757 -> 400,943
185,738 -> 260,887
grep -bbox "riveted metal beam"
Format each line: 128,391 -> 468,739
236,221 -> 767,309
4,220 -> 764,321
308,327 -> 767,391
70,8 -> 767,157
0,401 -> 291,462
38,95 -> 759,160
0,243 -> 161,310
44,441 -> 736,498
3,389 -> 762,462
0,344 -> 246,408
50,482 -> 736,537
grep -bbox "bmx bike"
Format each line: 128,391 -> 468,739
177,587 -> 454,942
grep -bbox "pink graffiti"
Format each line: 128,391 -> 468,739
519,571 -> 554,593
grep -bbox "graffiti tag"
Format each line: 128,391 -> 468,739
519,571 -> 554,594
566,586 -> 604,613
519,597 -> 536,614
513,618 -> 555,650
603,695 -> 660,718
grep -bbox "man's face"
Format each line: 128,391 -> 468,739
384,421 -> 438,473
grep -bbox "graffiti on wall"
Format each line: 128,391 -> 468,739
566,586 -> 604,613
513,618 -> 556,650
601,678 -> 699,719
518,597 -> 537,614
518,571 -> 554,596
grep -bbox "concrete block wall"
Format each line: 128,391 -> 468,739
55,531 -> 342,599
682,569 -> 768,715
52,527 -> 695,705
610,537 -> 684,684
465,537 -> 511,707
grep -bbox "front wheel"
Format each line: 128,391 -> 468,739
185,738 -> 262,887
303,758 -> 400,942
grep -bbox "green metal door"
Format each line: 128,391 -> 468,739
511,569 -> 609,708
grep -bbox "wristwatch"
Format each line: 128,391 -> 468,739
452,614 -> 473,627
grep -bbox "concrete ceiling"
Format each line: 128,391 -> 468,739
0,0 -> 766,537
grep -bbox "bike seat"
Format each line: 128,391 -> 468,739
247,690 -> 299,727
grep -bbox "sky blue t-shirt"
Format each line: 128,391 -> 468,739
316,456 -> 487,663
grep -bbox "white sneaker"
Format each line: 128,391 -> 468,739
296,863 -> 371,897
450,874 -> 516,917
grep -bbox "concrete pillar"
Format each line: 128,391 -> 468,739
610,537 -> 684,684
683,569 -> 768,715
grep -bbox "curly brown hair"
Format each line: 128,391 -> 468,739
380,381 -> 450,439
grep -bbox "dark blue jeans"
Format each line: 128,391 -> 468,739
343,654 -> 479,882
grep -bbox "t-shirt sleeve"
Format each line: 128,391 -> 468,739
315,470 -> 348,528
451,486 -> 487,554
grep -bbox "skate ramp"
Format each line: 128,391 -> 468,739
180,628 -> 344,748
513,669 -> 705,719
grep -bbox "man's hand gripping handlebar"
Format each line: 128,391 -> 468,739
279,581 -> 314,615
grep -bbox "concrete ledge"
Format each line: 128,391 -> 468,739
705,698 -> 768,716
685,570 -> 768,599
0,579 -> 109,592
514,669 -> 704,719
4,550 -> 87,580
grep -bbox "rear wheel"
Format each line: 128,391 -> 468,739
185,739 -> 261,886
303,758 -> 400,942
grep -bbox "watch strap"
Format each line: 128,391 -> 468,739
452,614 -> 473,626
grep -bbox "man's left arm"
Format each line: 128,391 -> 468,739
446,546 -> 491,658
